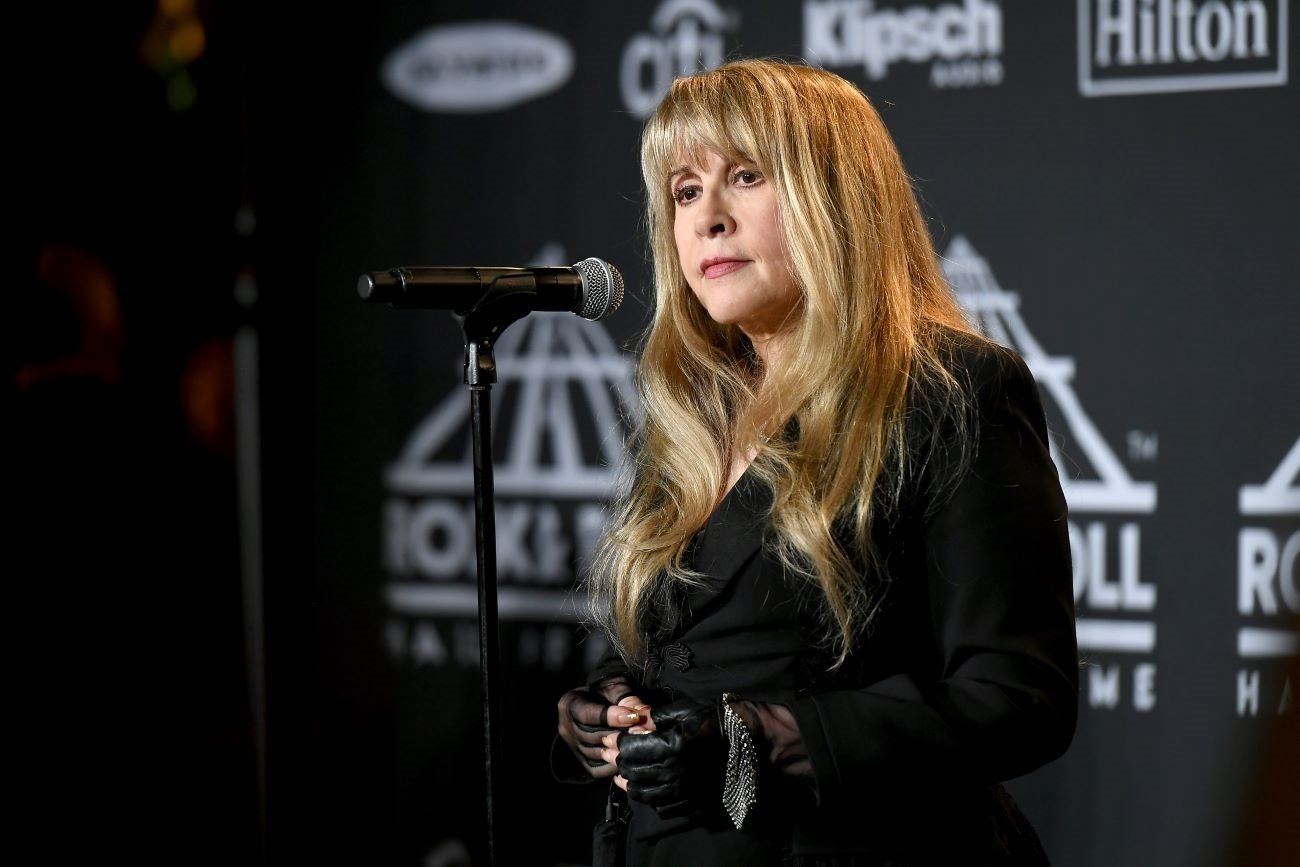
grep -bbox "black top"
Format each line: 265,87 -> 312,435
587,335 -> 1078,865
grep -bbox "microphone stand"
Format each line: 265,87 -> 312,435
361,263 -> 622,863
453,276 -> 537,867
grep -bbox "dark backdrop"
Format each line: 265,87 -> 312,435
10,3 -> 1294,867
254,3 -> 1299,866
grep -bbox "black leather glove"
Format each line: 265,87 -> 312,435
616,698 -> 723,820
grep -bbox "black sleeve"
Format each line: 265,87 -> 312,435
788,344 -> 1078,803
586,639 -> 637,692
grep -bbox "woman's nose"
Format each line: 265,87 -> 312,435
694,192 -> 735,237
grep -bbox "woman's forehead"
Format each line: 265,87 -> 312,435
668,144 -> 721,170
665,140 -> 756,174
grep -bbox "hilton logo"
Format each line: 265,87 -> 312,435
945,237 -> 1160,712
1078,0 -> 1289,96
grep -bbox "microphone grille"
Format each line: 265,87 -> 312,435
572,258 -> 625,321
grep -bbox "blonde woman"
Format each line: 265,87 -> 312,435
556,59 -> 1077,866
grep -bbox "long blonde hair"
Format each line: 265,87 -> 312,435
589,59 -> 975,667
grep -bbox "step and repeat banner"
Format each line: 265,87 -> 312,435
278,2 -> 1298,865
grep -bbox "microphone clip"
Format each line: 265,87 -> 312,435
455,273 -> 538,387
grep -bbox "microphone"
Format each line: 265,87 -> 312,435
357,257 -> 624,321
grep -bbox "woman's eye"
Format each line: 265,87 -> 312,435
673,185 -> 701,204
734,169 -> 761,185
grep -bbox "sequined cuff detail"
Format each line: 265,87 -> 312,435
720,692 -> 759,829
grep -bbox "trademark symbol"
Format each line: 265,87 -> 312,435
1127,430 -> 1158,462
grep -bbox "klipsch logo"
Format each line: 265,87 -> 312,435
1078,0 -> 1289,96
1236,437 -> 1299,717
946,237 -> 1160,714
621,0 -> 740,119
382,21 -> 574,112
804,0 -> 1004,88
381,246 -> 638,671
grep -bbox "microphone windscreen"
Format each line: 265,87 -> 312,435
572,258 -> 624,321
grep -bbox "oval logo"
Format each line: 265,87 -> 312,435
382,21 -> 574,113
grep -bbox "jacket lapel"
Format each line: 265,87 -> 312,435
682,472 -> 771,612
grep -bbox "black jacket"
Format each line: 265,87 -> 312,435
588,337 -> 1078,865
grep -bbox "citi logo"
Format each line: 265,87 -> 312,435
1079,0 -> 1289,96
804,0 -> 1004,88
382,21 -> 574,113
620,0 -> 740,119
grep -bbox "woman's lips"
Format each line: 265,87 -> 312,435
701,259 -> 749,279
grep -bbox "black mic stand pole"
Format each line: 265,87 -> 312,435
361,264 -> 625,863
453,277 -> 536,867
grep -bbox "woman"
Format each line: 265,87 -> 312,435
555,59 -> 1077,865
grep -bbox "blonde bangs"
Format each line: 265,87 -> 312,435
641,68 -> 777,191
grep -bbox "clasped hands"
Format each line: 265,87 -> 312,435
556,678 -> 728,819
558,678 -> 811,818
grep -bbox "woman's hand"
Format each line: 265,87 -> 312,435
556,677 -> 649,779
730,699 -> 813,782
605,698 -> 723,819
603,698 -> 814,801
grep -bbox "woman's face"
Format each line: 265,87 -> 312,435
670,148 -> 800,347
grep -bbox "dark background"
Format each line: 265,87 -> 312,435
7,2 -> 1297,866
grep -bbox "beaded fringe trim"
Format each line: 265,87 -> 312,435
720,693 -> 758,829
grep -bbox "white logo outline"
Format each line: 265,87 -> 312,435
1077,0 -> 1289,97
1239,437 -> 1300,516
1236,437 -> 1300,666
945,236 -> 1160,667
620,0 -> 740,120
382,20 -> 575,113
803,0 -> 1005,89
943,236 -> 1157,513
382,245 -> 639,630
385,314 -> 639,499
